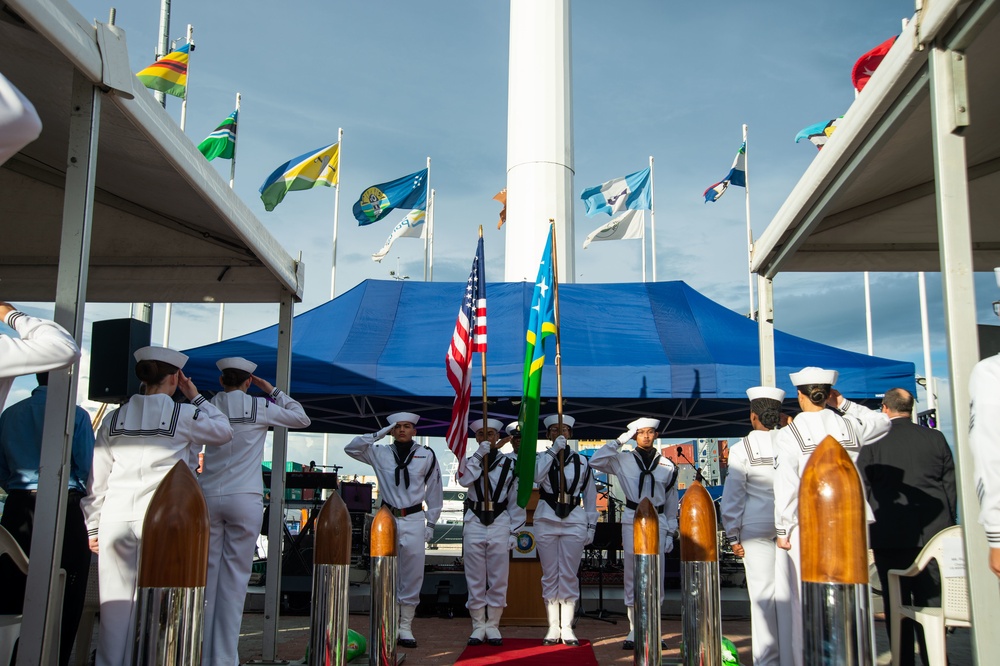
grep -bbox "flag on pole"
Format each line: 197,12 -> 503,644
352,169 -> 428,226
197,110 -> 238,161
794,117 -> 842,151
494,189 -> 507,229
582,210 -> 646,248
851,36 -> 897,93
580,168 -> 651,217
258,142 -> 339,211
371,209 -> 427,262
137,44 -> 191,98
516,229 -> 556,507
444,237 -> 487,462
703,142 -> 747,203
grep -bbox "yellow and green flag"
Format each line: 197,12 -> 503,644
516,228 -> 556,507
136,44 -> 191,98
258,142 -> 340,211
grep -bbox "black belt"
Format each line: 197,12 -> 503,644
539,490 -> 582,519
625,499 -> 664,514
381,501 -> 423,518
463,498 -> 508,526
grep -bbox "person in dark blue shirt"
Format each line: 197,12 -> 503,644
0,372 -> 95,666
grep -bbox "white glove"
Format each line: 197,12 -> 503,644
586,526 -> 595,546
425,524 -> 435,543
616,428 -> 636,445
552,435 -> 567,451
476,440 -> 491,456
508,533 -> 517,551
664,536 -> 674,554
374,424 -> 393,441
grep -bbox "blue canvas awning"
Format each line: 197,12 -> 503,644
183,280 -> 914,438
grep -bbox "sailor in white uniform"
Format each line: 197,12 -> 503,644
499,420 -> 521,459
200,357 -> 311,666
345,412 -> 443,649
589,417 -> 678,650
533,414 -> 598,646
458,417 -> 525,646
970,271 -> 1000,577
80,346 -> 233,666
0,304 -> 80,407
772,367 -> 890,666
720,387 -> 784,666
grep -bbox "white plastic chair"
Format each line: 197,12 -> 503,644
887,525 -> 971,666
0,525 -> 29,666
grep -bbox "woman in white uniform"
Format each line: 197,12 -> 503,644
200,357 -> 311,665
533,414 -> 597,646
0,304 -> 79,406
772,367 -> 890,666
458,417 -> 525,646
589,417 -> 678,650
345,412 -> 443,649
81,346 -> 233,666
720,387 -> 784,666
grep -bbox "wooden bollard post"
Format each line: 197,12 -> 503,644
369,506 -> 398,666
633,498 -> 662,666
679,480 -> 721,666
800,435 -> 873,665
309,491 -> 353,665
134,461 -> 210,665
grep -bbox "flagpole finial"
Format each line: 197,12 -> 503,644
479,225 -> 483,238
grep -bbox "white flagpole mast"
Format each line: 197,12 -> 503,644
153,0 -> 170,107
743,123 -> 755,318
864,272 -> 874,355
331,127 -> 344,299
218,91 -> 242,342
649,154 -> 657,282
918,271 -> 936,418
641,217 -> 647,282
424,157 -> 432,281
428,188 -> 436,281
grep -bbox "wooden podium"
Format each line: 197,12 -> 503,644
502,489 -> 547,626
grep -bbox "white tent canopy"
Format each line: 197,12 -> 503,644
751,1 -> 1000,662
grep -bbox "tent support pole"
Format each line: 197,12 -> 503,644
929,44 -> 1000,658
757,274 -> 775,388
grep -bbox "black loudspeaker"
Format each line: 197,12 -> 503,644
340,481 -> 374,512
88,318 -> 151,403
979,324 -> 1000,360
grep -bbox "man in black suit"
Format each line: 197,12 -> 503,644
857,388 -> 957,666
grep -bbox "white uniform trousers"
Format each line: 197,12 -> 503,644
396,513 -> 427,606
463,513 -> 511,609
622,517 -> 668,607
534,518 -> 587,603
774,541 -> 802,666
741,536 -> 780,666
95,520 -> 141,666
203,493 -> 262,666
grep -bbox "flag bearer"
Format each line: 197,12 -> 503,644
590,417 -> 678,650
720,388 -> 784,666
534,414 -> 598,646
201,357 -> 311,666
346,412 -> 443,649
458,417 -> 525,646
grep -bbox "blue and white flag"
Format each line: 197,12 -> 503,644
583,210 -> 645,248
703,142 -> 746,203
353,168 -> 428,225
371,209 -> 426,262
580,167 -> 651,217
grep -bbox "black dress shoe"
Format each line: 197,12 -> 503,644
467,637 -> 483,646
622,639 -> 634,650
397,638 -> 418,649
661,639 -> 668,649
487,638 -> 503,646
542,637 -> 560,646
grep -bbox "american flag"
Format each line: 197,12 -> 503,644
445,237 -> 486,460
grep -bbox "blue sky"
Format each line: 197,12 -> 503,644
7,0 -> 1000,474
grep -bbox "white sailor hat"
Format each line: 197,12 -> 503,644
505,421 -> 521,436
543,414 -> 575,429
469,418 -> 504,434
216,357 -> 257,374
134,345 -> 188,370
388,412 -> 420,426
789,367 -> 838,387
746,386 -> 786,402
628,417 -> 660,431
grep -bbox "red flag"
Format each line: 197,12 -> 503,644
851,36 -> 897,93
444,237 -> 487,460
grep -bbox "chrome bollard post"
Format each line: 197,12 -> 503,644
369,506 -> 398,666
679,480 -> 722,666
633,498 -> 661,666
309,492 -> 353,665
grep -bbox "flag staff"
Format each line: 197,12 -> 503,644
428,189 -> 436,281
218,91 -> 242,341
649,155 -> 658,282
424,157 -> 432,281
331,127 -> 343,298
153,0 -> 170,107
478,225 -> 492,511
548,219 -> 567,493
742,124 -> 755,318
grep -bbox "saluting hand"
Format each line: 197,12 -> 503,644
0,302 -> 15,319
251,375 -> 275,394
177,370 -> 200,401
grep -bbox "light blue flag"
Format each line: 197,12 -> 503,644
580,167 -> 651,217
352,168 -> 428,226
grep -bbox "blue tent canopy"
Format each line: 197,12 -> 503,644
182,280 -> 914,438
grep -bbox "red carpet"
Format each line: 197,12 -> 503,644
454,639 -> 598,665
